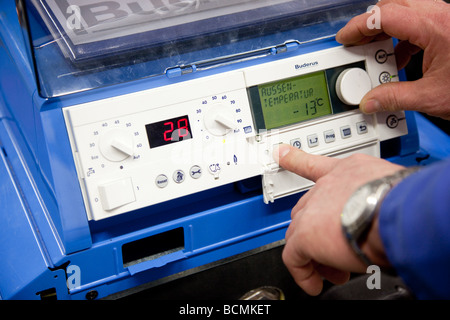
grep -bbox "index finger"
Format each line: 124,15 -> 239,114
336,1 -> 428,49
273,144 -> 339,182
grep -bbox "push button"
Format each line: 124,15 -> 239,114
356,121 -> 368,135
155,174 -> 169,188
323,130 -> 336,143
98,177 -> 135,211
307,134 -> 319,148
190,165 -> 202,179
375,49 -> 388,64
173,170 -> 185,184
340,125 -> 352,139
379,71 -> 392,84
386,115 -> 400,129
290,138 -> 302,149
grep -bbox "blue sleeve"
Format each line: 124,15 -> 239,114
379,159 -> 450,300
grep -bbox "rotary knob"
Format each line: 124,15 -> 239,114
204,104 -> 236,136
336,68 -> 372,106
99,129 -> 134,162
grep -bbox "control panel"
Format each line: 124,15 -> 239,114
64,39 -> 408,221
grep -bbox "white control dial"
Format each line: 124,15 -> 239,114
336,68 -> 372,106
99,129 -> 134,162
204,104 -> 236,136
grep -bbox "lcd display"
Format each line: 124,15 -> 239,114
255,71 -> 332,130
146,115 -> 192,149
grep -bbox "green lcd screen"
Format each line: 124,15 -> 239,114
254,71 -> 332,130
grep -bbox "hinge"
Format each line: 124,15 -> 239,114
164,40 -> 305,79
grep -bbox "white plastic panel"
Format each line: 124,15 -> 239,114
64,73 -> 260,220
64,39 -> 408,220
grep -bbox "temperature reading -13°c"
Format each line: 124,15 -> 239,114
256,71 -> 333,130
305,98 -> 325,116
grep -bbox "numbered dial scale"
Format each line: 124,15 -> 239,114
64,39 -> 408,220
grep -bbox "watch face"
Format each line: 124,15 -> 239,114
341,185 -> 373,228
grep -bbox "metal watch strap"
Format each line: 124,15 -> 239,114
347,237 -> 373,267
344,166 -> 420,266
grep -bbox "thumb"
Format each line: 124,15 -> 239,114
360,80 -> 425,115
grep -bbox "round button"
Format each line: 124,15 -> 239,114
336,68 -> 372,106
190,165 -> 202,179
173,170 -> 185,184
386,115 -> 399,129
375,49 -> 388,64
155,174 -> 169,188
379,71 -> 392,84
99,129 -> 134,162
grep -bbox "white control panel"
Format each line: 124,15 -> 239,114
64,39 -> 408,221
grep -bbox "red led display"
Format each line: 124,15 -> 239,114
146,115 -> 193,148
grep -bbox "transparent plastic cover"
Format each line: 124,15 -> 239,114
22,0 -> 376,97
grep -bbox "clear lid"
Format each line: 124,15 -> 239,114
22,0 -> 375,98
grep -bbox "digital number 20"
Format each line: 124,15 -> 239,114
163,118 -> 189,142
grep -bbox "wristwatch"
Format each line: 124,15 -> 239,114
341,167 -> 419,266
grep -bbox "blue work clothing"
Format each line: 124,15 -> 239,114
380,159 -> 450,299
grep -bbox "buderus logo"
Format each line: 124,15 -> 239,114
295,61 -> 319,70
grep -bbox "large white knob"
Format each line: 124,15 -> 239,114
99,129 -> 134,162
336,68 -> 372,106
204,104 -> 236,136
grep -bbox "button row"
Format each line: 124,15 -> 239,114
289,121 -> 368,149
155,165 -> 202,189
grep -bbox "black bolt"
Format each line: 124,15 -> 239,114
86,290 -> 98,300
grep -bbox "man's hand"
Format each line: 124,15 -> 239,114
275,144 -> 404,296
336,0 -> 450,120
